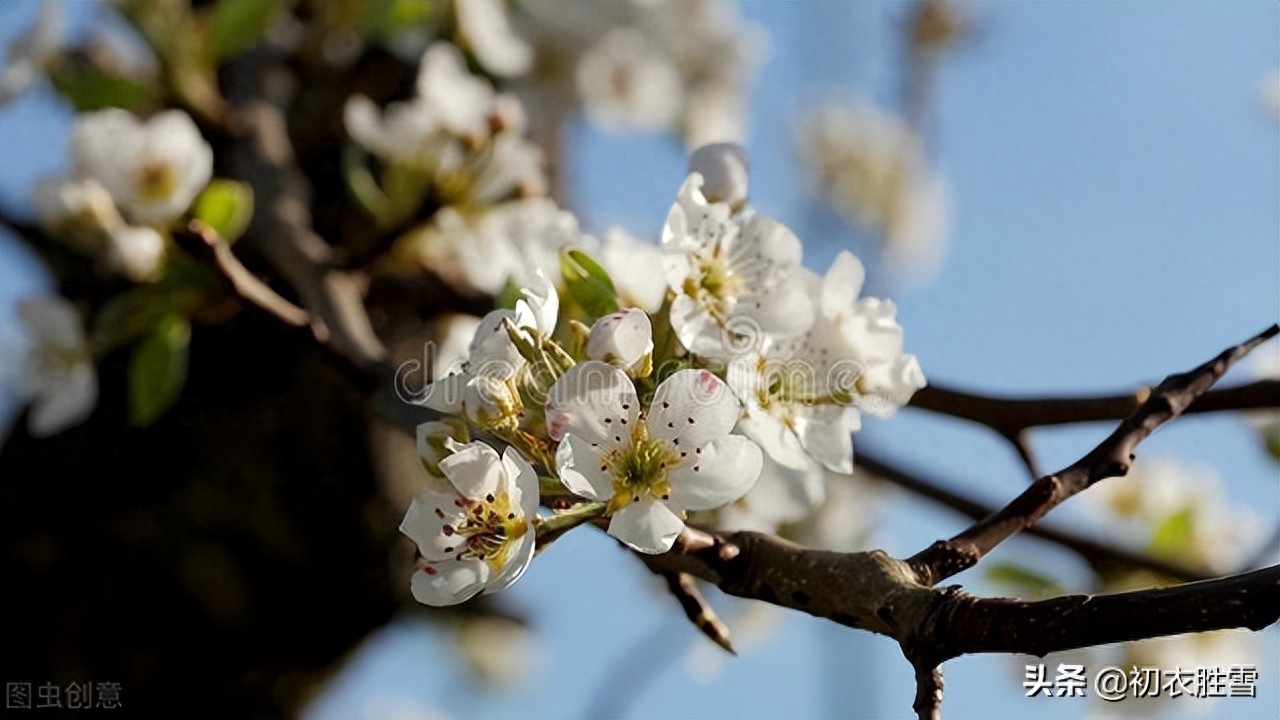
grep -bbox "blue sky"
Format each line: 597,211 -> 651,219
1,1 -> 1277,718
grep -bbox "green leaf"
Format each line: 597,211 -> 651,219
49,62 -> 155,112
1148,506 -> 1195,559
206,0 -> 280,62
128,314 -> 192,428
984,563 -> 1064,597
495,279 -> 522,311
360,0 -> 433,38
92,287 -> 176,353
193,180 -> 254,243
560,248 -> 620,319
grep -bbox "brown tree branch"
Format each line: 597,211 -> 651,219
911,379 -> 1280,433
921,564 -> 1280,663
174,220 -> 312,329
854,451 -> 1214,583
907,325 -> 1279,587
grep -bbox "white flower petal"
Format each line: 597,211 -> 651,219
667,435 -> 762,512
514,269 -> 559,336
822,251 -> 866,319
438,440 -> 505,499
734,409 -> 810,470
421,372 -> 466,413
608,499 -> 685,554
410,560 -> 489,606
688,142 -> 749,207
544,361 -> 639,445
455,0 -> 533,77
555,433 -> 612,500
501,447 -> 541,520
485,531 -> 536,592
668,293 -> 726,357
648,369 -> 740,447
417,42 -> 493,137
796,408 -> 857,474
27,361 -> 96,438
857,354 -> 926,417
18,296 -> 85,349
400,491 -> 470,560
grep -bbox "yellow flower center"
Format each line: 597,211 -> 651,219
441,491 -> 528,573
135,160 -> 178,201
603,422 -> 679,515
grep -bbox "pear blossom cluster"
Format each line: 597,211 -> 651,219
399,144 -> 926,606
31,108 -> 213,282
417,0 -> 765,147
1085,456 -> 1263,574
345,41 -> 544,213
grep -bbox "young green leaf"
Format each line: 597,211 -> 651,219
193,180 -> 254,244
128,314 -> 192,428
560,249 -> 620,319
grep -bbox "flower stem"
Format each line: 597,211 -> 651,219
535,502 -> 607,551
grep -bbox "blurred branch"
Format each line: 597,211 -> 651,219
908,325 -> 1279,587
174,219 -> 311,329
910,379 -> 1280,432
854,451 -> 1213,583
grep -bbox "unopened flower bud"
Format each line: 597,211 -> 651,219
586,308 -> 654,377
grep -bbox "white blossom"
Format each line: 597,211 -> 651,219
69,108 -> 213,226
399,440 -> 539,606
345,42 -> 544,203
455,0 -> 533,78
546,361 -> 762,553
661,172 -> 813,359
30,176 -> 166,282
420,271 -> 558,427
17,296 -> 97,438
586,308 -> 653,377
104,224 -> 165,282
729,252 -> 925,473
415,198 -> 590,297
688,142 -> 749,209
1087,457 -> 1264,573
717,454 -> 824,534
576,27 -> 682,133
798,102 -> 949,286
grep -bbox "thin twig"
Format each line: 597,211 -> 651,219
663,571 -> 735,655
174,220 -> 311,328
907,325 -> 1280,587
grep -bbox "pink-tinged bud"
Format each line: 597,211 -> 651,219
586,308 -> 654,377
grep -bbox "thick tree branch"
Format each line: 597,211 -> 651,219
907,325 -> 1279,587
855,451 -> 1214,583
921,564 -> 1280,663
